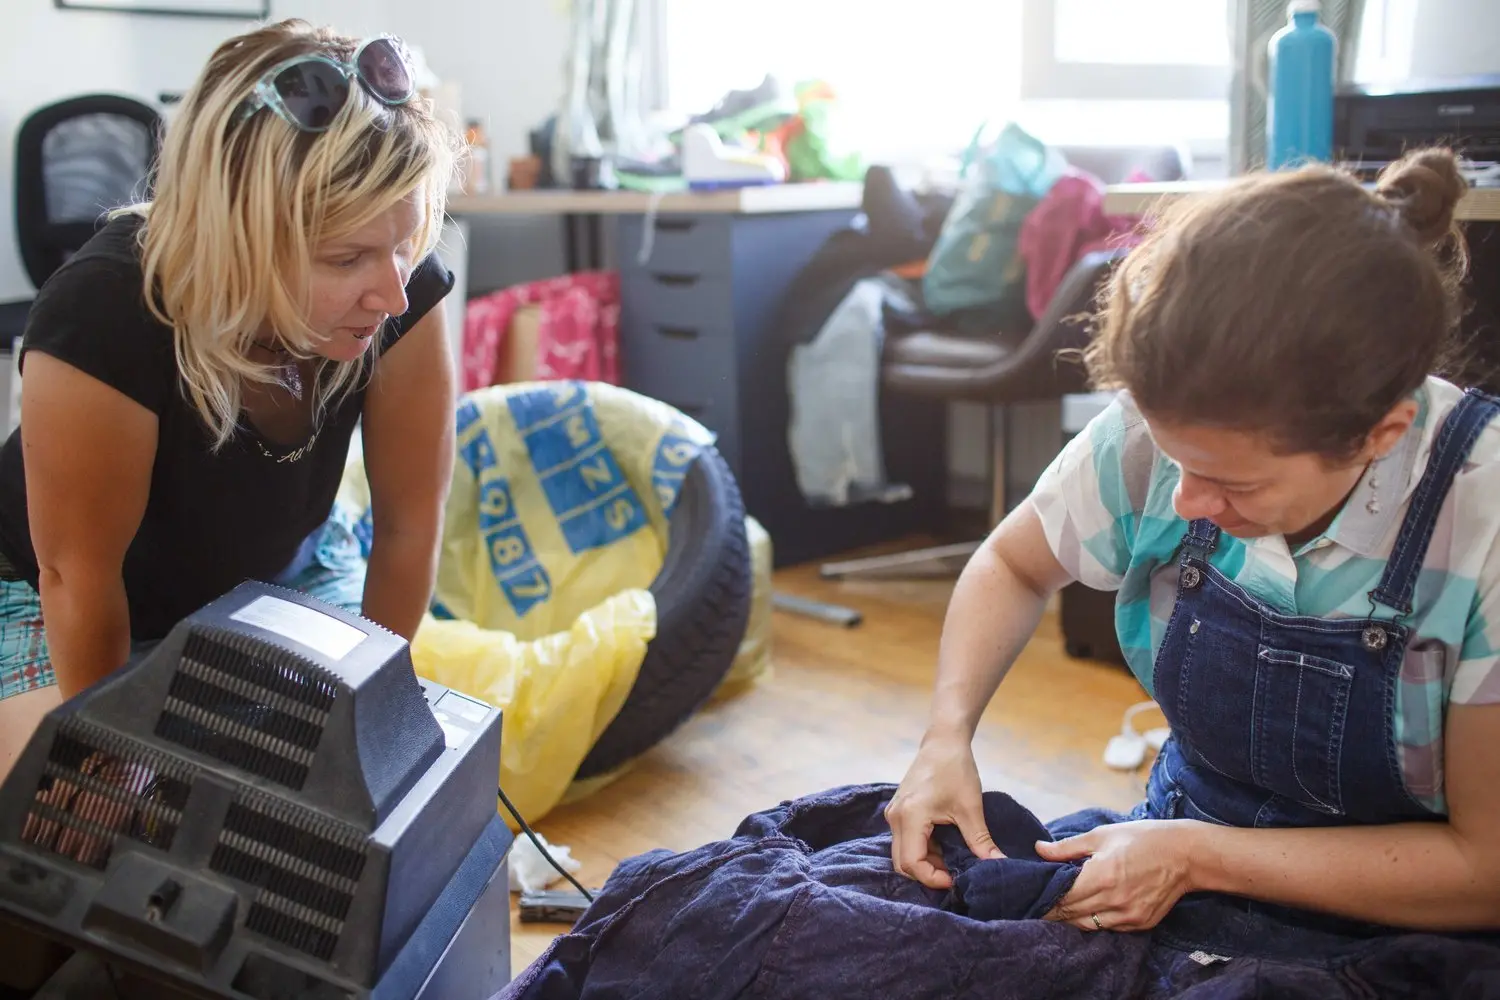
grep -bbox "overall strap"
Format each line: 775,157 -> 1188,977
1370,389 -> 1500,616
1182,518 -> 1221,561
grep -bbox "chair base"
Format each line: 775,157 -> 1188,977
819,540 -> 981,580
820,402 -> 1011,582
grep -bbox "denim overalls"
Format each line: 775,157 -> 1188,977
1131,388 -> 1500,957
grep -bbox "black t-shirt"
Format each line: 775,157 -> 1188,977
0,214 -> 454,641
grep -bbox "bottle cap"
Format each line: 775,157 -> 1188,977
1288,0 -> 1320,13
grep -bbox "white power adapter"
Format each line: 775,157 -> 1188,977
1103,701 -> 1171,771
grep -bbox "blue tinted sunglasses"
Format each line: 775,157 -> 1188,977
235,36 -> 415,133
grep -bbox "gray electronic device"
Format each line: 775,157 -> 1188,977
0,581 -> 512,1000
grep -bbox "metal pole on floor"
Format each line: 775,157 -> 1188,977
771,592 -> 863,628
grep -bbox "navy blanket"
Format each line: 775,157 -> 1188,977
495,783 -> 1500,999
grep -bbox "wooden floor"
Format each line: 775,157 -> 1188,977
503,551 -> 1156,975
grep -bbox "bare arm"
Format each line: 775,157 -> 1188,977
886,499 -> 1076,887
22,352 -> 155,698
359,307 -> 455,641
1186,701 -> 1500,929
926,500 -> 1076,741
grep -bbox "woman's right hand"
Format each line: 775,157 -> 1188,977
886,730 -> 1003,889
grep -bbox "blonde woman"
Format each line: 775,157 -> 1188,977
0,20 -> 460,775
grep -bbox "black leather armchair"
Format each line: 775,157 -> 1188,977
821,145 -> 1186,579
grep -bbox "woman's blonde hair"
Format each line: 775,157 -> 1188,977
123,19 -> 461,449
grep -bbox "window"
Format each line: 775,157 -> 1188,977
1017,0 -> 1229,156
1352,0 -> 1420,84
1025,0 -> 1231,98
660,0 -> 1230,165
662,0 -> 1022,165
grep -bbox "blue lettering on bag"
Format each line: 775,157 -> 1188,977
506,382 -> 648,553
650,426 -> 703,516
456,397 -> 551,616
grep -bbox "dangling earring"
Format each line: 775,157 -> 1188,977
1365,457 -> 1383,516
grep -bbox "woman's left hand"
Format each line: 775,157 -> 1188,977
1037,819 -> 1209,933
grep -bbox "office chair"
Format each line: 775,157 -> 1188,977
3,94 -> 162,346
820,145 -> 1186,580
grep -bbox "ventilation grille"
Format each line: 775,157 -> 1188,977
154,629 -> 337,789
22,719 -> 195,871
209,789 -> 367,962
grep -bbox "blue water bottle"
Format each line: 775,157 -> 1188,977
1266,0 -> 1336,169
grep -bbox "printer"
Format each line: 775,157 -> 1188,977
1335,74 -> 1500,179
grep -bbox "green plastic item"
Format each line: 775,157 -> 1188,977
784,83 -> 865,182
614,171 -> 688,193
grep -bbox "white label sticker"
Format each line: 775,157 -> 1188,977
436,692 -> 490,724
431,709 -> 471,748
437,718 -> 469,749
230,596 -> 367,661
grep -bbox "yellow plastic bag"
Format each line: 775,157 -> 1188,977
434,381 -> 714,637
336,381 -> 720,824
408,590 -> 655,827
716,515 -> 774,698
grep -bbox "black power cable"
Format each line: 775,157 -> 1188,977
496,785 -> 594,902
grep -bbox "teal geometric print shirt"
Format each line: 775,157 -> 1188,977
1032,377 -> 1500,813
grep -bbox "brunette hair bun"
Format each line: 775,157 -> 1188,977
1376,148 -> 1467,245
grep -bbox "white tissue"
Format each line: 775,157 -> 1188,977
508,833 -> 582,894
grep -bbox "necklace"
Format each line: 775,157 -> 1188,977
249,339 -> 304,401
245,338 -> 315,459
253,427 -> 319,464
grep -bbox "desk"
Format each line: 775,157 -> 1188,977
443,182 -> 947,567
1103,180 -> 1500,220
447,182 -> 866,217
449,183 -> 866,274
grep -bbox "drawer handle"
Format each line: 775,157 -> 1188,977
657,325 -> 700,341
654,218 -> 695,233
652,272 -> 700,288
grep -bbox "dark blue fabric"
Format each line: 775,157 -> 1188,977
492,392 -> 1500,1000
1138,391 -> 1500,946
494,783 -> 1500,1000
930,791 -> 1081,920
1138,390 -> 1500,946
1152,388 -> 1500,835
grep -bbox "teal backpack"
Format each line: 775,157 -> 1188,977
923,122 -> 1066,320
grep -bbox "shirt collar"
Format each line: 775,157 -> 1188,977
1317,385 -> 1430,559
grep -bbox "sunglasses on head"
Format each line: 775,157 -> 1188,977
234,35 -> 416,133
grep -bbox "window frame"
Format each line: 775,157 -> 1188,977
1019,0 -> 1232,102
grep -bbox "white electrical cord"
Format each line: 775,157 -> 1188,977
1103,700 -> 1170,771
635,189 -> 666,266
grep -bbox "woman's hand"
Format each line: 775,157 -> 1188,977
886,731 -> 1004,890
1038,819 -> 1208,932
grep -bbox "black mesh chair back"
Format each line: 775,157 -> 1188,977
14,94 -> 162,291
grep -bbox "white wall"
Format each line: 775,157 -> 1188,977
389,0 -> 572,295
0,0 -> 570,302
1356,0 -> 1500,83
388,0 -> 569,177
1,3 -> 232,300
0,0 -> 414,301
1405,0 -> 1500,78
